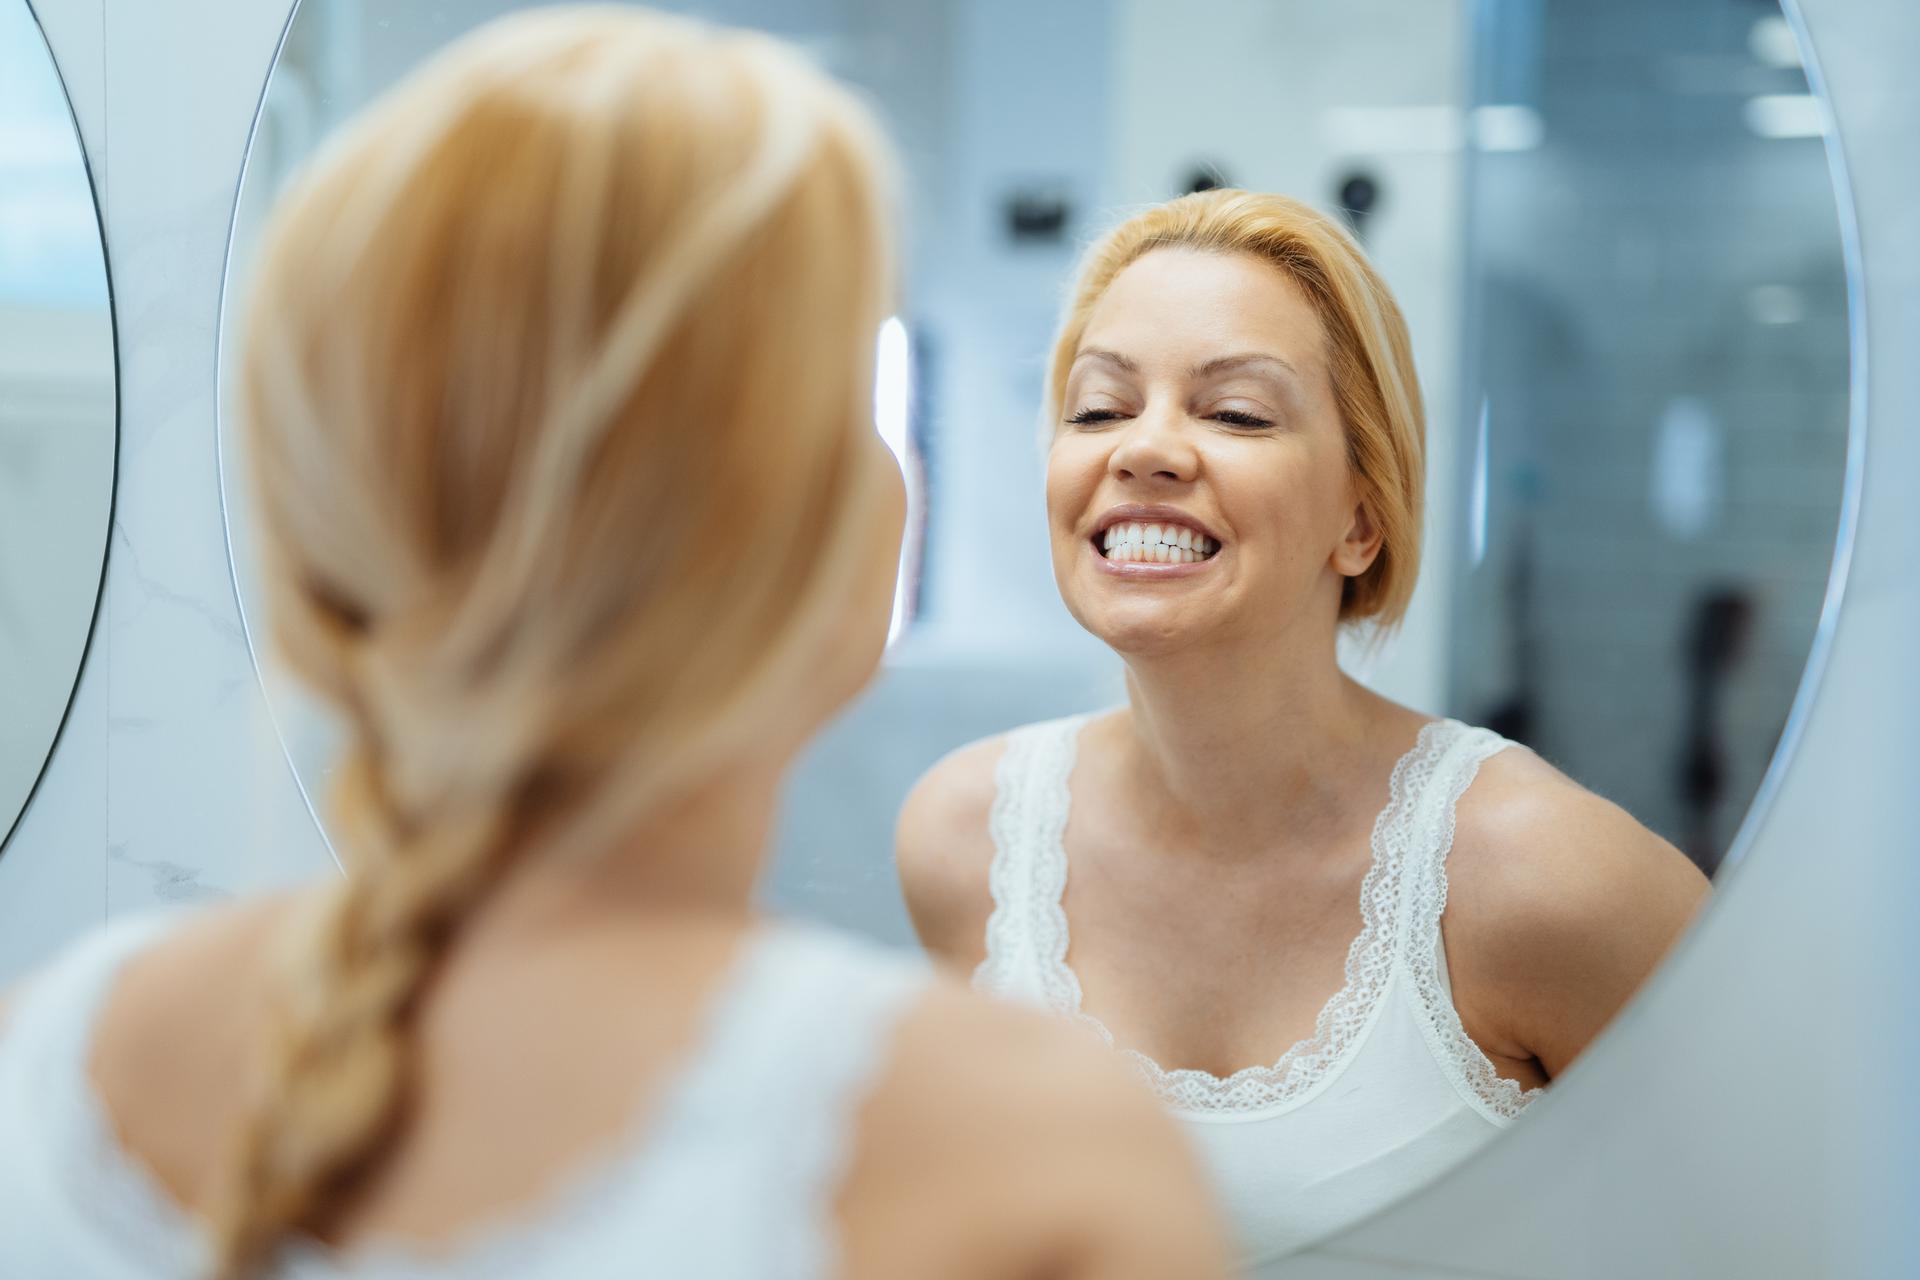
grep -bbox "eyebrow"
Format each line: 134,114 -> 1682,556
1071,349 -> 1300,381
1189,353 -> 1301,381
1075,348 -> 1141,374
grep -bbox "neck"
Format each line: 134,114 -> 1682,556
478,753 -> 789,941
1117,611 -> 1382,850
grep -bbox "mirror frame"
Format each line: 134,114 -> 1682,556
206,2 -> 1878,1272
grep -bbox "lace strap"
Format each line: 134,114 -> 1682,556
972,715 -> 1090,1009
1396,724 -> 1546,1124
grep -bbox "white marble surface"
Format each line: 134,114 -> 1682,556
99,0 -> 332,917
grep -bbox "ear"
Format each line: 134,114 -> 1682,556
1333,496 -> 1384,579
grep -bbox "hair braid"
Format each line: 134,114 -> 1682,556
212,8 -> 900,1274
211,736 -> 513,1277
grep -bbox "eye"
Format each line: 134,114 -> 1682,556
1211,409 -> 1274,429
1066,408 -> 1127,426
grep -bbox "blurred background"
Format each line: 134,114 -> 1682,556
219,0 -> 1850,945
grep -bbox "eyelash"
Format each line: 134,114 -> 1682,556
1064,408 -> 1275,430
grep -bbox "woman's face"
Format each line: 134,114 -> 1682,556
1046,247 -> 1379,660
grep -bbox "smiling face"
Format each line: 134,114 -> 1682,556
1047,246 -> 1382,659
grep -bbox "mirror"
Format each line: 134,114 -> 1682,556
0,1 -> 115,855
220,0 -> 1854,1265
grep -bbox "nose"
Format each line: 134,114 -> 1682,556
1108,407 -> 1199,485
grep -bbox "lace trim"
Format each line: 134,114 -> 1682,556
982,716 -> 1461,1115
1400,730 -> 1547,1125
972,714 -> 1091,1010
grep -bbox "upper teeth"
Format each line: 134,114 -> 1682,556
1100,521 -> 1218,563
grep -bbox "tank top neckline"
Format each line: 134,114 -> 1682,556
974,711 -> 1547,1125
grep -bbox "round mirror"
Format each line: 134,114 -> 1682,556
0,2 -> 115,855
220,0 -> 1855,1264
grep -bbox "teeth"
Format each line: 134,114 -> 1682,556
1097,520 -> 1220,562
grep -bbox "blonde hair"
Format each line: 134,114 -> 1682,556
217,8 -> 897,1272
1047,189 -> 1425,626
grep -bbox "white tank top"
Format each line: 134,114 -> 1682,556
0,909 -> 930,1278
973,714 -> 1545,1267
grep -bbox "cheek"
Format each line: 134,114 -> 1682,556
1212,440 -> 1345,545
1043,438 -> 1101,530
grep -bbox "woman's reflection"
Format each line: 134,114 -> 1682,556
899,190 -> 1710,1263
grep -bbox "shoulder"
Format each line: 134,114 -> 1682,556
1442,738 -> 1711,1074
893,731 -> 1010,970
0,902 -> 230,1058
0,894 -> 299,1213
85,893 -> 307,1209
842,976 -> 1227,1280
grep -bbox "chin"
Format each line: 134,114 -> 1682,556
1066,595 -> 1214,660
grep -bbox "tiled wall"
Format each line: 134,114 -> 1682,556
1447,0 -> 1850,870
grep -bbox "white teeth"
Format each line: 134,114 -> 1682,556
1097,519 -> 1220,562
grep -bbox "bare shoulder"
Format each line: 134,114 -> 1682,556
1443,743 -> 1711,1074
894,732 -> 1009,971
89,892 -> 307,1207
842,976 -> 1227,1280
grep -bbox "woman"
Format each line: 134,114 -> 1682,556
0,12 -> 1226,1279
898,190 -> 1711,1264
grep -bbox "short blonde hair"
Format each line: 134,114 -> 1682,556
1047,190 -> 1425,626
219,8 -> 896,1273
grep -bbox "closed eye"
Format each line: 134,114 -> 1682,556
1066,408 -> 1127,426
1211,410 -> 1273,429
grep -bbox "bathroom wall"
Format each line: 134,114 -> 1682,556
0,0 -> 332,986
1449,0 -> 1851,866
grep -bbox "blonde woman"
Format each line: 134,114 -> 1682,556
898,190 -> 1712,1265
0,11 -> 1226,1279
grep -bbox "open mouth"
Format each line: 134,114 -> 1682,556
1094,519 -> 1221,565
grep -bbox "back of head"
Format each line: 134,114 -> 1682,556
1047,189 -> 1426,627
222,8 -> 898,1271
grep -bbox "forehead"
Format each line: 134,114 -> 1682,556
1078,246 -> 1328,375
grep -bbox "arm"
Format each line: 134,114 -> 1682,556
1445,749 -> 1713,1079
894,736 -> 1006,973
